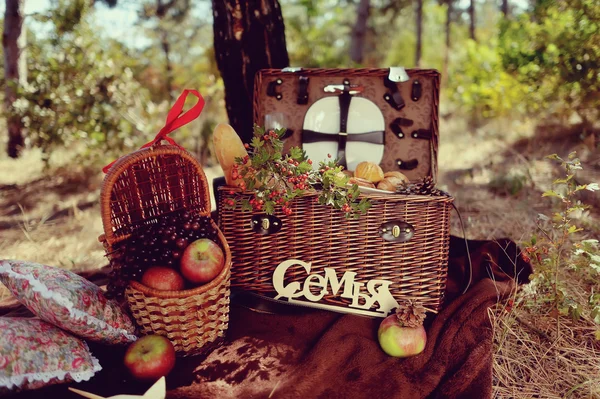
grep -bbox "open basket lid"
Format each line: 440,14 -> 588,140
253,67 -> 441,183
100,144 -> 212,246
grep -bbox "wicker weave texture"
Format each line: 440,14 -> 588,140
125,269 -> 230,356
99,144 -> 231,355
218,189 -> 452,312
100,145 -> 211,244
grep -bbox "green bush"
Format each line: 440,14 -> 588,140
447,0 -> 599,124
498,0 -> 600,122
448,39 -> 530,124
13,2 -> 163,163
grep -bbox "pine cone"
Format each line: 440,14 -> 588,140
396,176 -> 449,197
395,300 -> 427,328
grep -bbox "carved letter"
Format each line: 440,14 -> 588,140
303,274 -> 326,302
350,282 -> 376,310
366,279 -> 399,315
323,268 -> 356,299
273,259 -> 311,300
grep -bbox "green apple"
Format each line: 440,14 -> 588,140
377,314 -> 427,357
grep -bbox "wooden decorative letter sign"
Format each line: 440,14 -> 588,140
272,259 -> 400,317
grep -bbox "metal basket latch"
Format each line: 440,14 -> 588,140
379,220 -> 415,243
251,214 -> 283,235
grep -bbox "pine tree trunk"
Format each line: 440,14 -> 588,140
468,0 -> 476,41
443,0 -> 452,86
350,0 -> 370,64
160,28 -> 174,100
501,0 -> 509,17
212,0 -> 289,144
415,0 -> 423,67
18,20 -> 26,85
3,0 -> 24,159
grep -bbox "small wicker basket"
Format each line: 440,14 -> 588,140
99,144 -> 231,356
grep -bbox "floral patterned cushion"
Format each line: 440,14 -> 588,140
0,317 -> 101,393
0,260 -> 137,344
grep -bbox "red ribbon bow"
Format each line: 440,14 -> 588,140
102,89 -> 205,173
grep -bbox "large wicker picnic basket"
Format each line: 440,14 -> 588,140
99,143 -> 231,356
218,189 -> 452,316
216,67 -> 453,318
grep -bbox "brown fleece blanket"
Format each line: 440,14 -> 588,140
2,236 -> 531,399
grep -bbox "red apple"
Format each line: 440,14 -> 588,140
124,335 -> 176,381
141,266 -> 185,291
180,239 -> 224,284
377,314 -> 427,358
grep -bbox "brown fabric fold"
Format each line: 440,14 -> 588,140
3,236 -> 531,399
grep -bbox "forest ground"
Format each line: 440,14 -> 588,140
1,116 -> 599,397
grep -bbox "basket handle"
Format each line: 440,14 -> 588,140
102,89 -> 205,173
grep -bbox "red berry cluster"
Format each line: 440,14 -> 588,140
262,130 -> 279,141
286,169 -> 311,191
224,198 -> 235,207
231,156 -> 250,191
281,204 -> 293,216
521,245 -> 545,263
249,197 -> 265,211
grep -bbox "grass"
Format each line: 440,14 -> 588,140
1,116 -> 599,397
491,306 -> 600,398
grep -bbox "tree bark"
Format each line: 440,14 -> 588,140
18,21 -> 26,85
160,28 -> 174,100
415,0 -> 423,67
3,0 -> 24,158
443,0 -> 452,86
350,0 -> 370,64
212,0 -> 289,144
501,0 -> 509,17
468,0 -> 476,41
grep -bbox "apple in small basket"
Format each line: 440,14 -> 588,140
180,238 -> 224,284
141,266 -> 185,291
124,335 -> 176,381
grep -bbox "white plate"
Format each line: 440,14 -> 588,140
347,184 -> 396,195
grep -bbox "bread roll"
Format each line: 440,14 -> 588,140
383,171 -> 409,184
355,161 -> 384,183
376,179 -> 396,192
349,177 -> 376,189
212,123 -> 248,186
377,176 -> 405,192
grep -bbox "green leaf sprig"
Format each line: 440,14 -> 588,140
223,125 -> 371,219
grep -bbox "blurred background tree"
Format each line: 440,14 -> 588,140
3,0 -> 24,158
212,0 -> 289,143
